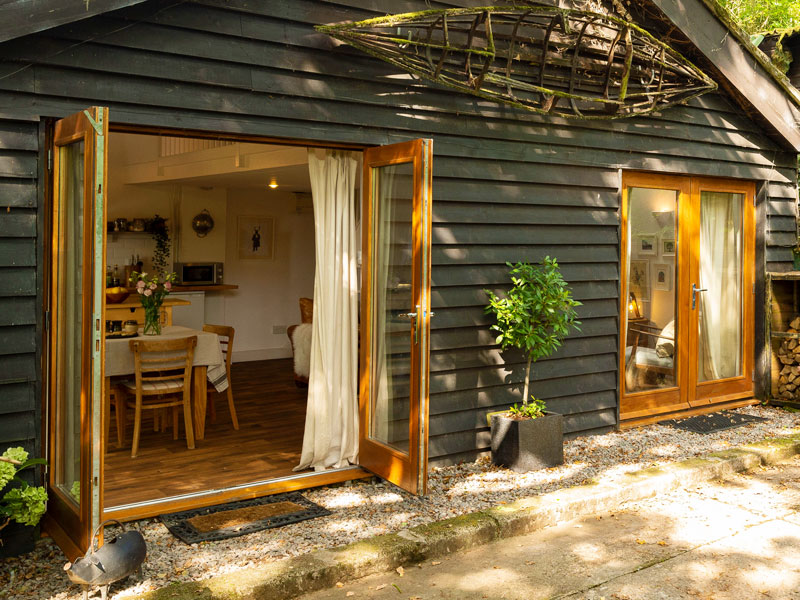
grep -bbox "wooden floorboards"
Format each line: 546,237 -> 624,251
104,358 -> 309,509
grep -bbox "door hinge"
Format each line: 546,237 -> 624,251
47,149 -> 52,172
44,310 -> 51,332
753,283 -> 755,295
752,369 -> 756,382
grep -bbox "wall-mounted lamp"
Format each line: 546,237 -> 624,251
628,291 -> 641,319
268,177 -> 279,189
651,210 -> 674,230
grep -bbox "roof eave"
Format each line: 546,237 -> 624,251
650,0 -> 800,152
0,0 -> 150,44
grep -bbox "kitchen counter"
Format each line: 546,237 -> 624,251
171,284 -> 238,292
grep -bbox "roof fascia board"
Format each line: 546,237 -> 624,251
0,0 -> 150,44
649,0 -> 800,151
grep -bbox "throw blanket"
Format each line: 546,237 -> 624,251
293,323 -> 313,378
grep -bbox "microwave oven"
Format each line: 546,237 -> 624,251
175,262 -> 224,285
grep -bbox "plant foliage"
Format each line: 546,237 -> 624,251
485,258 -> 581,414
0,447 -> 47,532
717,0 -> 800,34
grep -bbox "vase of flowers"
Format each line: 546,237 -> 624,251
130,271 -> 176,336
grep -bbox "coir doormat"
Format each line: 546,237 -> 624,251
661,411 -> 768,435
160,492 -> 331,544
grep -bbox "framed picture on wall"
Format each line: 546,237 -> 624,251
662,238 -> 676,257
653,263 -> 672,292
238,215 -> 275,260
629,260 -> 650,302
637,233 -> 657,256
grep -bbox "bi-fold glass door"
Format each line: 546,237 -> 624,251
46,107 -> 108,558
45,113 -> 434,555
620,173 -> 755,422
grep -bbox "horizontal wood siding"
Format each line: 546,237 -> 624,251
0,116 -> 40,459
0,0 -> 795,467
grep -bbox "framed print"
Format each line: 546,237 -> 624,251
629,260 -> 650,302
653,263 -> 672,292
661,238 -> 676,257
638,233 -> 657,256
238,215 -> 275,260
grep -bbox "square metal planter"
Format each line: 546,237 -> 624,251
490,412 -> 564,473
0,522 -> 38,558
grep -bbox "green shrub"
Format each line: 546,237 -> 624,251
0,447 -> 47,533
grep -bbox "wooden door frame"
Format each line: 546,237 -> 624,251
358,138 -> 433,496
44,107 -> 108,558
43,122 -> 437,530
687,177 -> 756,406
619,172 -> 757,424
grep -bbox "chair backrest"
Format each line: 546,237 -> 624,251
299,298 -> 313,324
202,324 -> 234,373
129,336 -> 197,391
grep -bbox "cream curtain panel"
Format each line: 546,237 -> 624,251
698,191 -> 743,381
295,149 -> 359,472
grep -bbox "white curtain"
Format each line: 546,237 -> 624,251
698,192 -> 742,381
294,149 -> 359,471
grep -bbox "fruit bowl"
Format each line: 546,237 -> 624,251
105,290 -> 130,304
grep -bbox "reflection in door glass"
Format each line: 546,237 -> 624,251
624,187 -> 678,394
369,161 -> 413,454
55,141 -> 85,506
697,191 -> 743,382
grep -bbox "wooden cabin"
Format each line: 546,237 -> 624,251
0,0 -> 798,557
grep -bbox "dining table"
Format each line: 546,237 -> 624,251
104,325 -> 228,441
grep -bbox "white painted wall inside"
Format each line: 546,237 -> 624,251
224,188 -> 316,362
176,186 -> 227,263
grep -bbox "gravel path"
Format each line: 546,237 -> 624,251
3,405 -> 798,600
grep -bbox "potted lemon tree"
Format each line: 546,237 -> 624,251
485,258 -> 580,472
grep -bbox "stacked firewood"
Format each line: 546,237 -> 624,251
776,317 -> 800,399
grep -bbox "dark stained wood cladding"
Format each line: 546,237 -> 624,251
0,116 -> 40,459
0,0 -> 796,466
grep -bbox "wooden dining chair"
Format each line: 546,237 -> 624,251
116,336 -> 197,458
202,324 -> 239,430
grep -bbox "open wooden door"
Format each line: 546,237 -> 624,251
45,107 -> 109,558
359,139 -> 433,495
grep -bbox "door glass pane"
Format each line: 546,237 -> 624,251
369,161 -> 413,454
54,140 -> 85,506
697,191 -> 743,382
624,187 -> 678,393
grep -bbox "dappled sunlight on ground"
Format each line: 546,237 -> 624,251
5,407 -> 799,599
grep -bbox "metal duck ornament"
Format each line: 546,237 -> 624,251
317,4 -> 717,119
64,520 -> 147,600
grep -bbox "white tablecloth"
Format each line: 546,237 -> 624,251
105,326 -> 228,392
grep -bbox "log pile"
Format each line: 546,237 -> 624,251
776,317 -> 800,399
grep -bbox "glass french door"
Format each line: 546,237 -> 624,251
47,107 -> 108,557
359,139 -> 433,495
620,173 -> 754,421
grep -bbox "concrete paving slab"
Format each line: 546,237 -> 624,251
298,460 -> 800,600
581,519 -> 800,600
689,455 -> 800,518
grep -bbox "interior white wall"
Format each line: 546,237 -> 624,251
224,188 -> 316,362
106,131 -> 317,363
177,186 -> 227,263
628,188 -> 677,330
107,133 -> 176,275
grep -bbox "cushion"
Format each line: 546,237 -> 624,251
122,379 -> 183,394
299,297 -> 313,324
625,346 -> 673,369
655,320 -> 675,358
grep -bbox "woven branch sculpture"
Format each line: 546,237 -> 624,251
317,5 -> 717,119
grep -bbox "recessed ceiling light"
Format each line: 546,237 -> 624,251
268,177 -> 278,189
